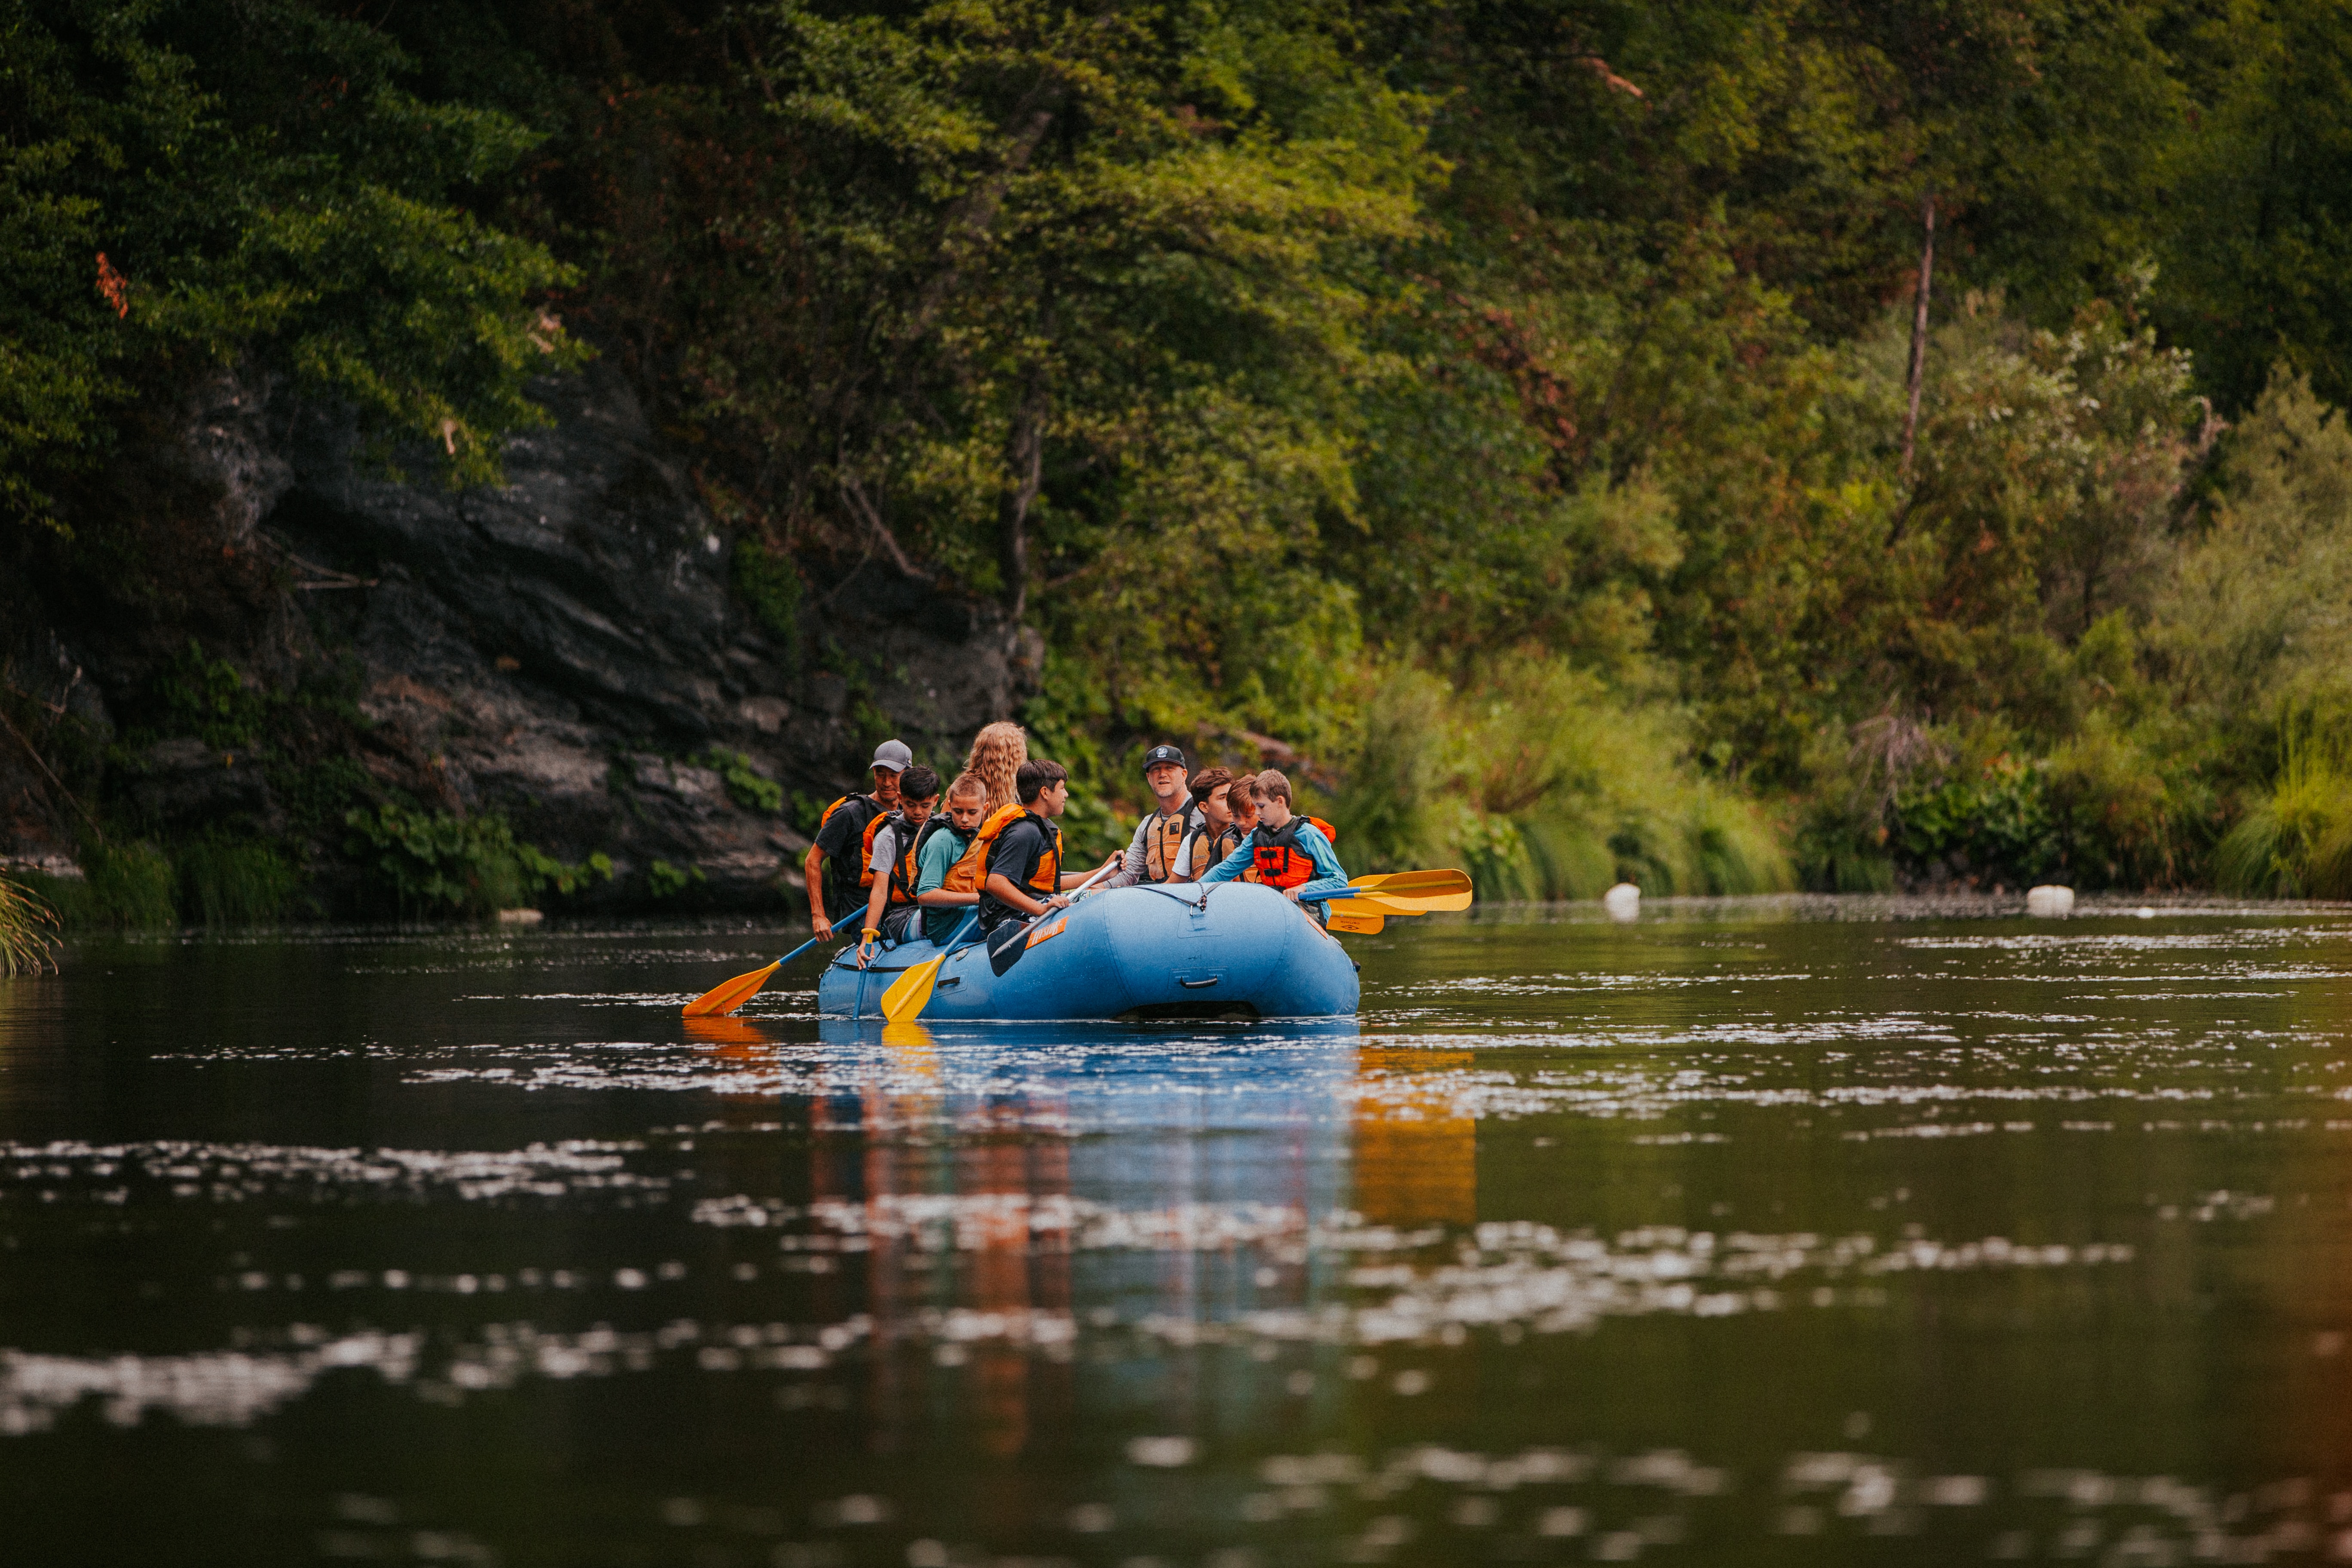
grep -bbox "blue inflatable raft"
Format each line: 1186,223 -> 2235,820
818,882 -> 1362,1021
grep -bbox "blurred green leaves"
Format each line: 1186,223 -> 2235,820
0,0 -> 581,527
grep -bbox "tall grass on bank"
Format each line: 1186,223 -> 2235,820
21,844 -> 178,931
0,875 -> 58,975
1323,661 -> 1793,901
2215,731 -> 2352,897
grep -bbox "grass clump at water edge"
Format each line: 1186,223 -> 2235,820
0,873 -> 58,975
1323,660 -> 1794,902
2214,729 -> 2352,897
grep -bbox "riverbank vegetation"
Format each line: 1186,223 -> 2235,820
10,0 -> 2352,911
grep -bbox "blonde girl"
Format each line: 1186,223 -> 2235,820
965,721 -> 1028,815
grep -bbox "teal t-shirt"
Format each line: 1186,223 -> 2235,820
915,824 -> 974,943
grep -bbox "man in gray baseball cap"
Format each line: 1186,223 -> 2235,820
803,739 -> 914,940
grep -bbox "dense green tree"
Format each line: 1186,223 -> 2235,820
0,0 -> 582,527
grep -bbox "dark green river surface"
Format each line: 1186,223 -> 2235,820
6,896 -> 2352,1567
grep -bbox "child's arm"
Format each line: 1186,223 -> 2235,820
914,837 -> 974,908
1198,833 -> 1256,885
1287,825 -> 1349,902
854,829 -> 895,966
1097,817 -> 1152,889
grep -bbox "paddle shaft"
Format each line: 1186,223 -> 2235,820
772,933 -> 825,968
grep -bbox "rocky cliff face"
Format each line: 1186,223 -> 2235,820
0,367 -> 1038,911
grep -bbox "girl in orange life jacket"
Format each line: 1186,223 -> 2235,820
1197,768 -> 1346,919
804,739 -> 910,940
854,767 -> 941,968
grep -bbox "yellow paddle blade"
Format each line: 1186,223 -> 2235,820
1358,888 -> 1473,913
1326,908 -> 1385,934
880,951 -> 949,1023
682,960 -> 781,1018
1349,869 -> 1472,899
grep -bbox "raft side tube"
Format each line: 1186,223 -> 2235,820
817,883 -> 1358,1021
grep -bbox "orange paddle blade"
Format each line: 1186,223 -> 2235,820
682,960 -> 780,1019
1326,908 -> 1385,934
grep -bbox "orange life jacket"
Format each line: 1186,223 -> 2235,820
1140,807 -> 1203,882
866,812 -> 929,905
1251,815 -> 1337,891
903,815 -> 971,905
943,801 -> 1031,897
817,793 -> 887,898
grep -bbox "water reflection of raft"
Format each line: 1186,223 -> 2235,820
818,882 -> 1361,1022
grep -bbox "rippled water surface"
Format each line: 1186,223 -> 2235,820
7,896 -> 2352,1565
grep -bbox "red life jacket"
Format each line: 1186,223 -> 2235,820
1251,815 -> 1337,890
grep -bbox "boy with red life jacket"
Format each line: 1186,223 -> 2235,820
1199,768 -> 1346,920
979,759 -> 1121,971
912,771 -> 990,943
1103,744 -> 1207,887
854,766 -> 940,968
803,739 -> 910,940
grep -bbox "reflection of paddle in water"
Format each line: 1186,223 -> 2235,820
682,1014 -> 775,1050
1352,1047 -> 1478,1228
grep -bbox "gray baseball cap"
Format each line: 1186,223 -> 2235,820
870,739 -> 913,772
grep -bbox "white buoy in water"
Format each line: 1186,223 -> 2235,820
2025,885 -> 2074,919
1603,882 -> 1642,922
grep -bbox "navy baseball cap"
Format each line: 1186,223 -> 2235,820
1142,744 -> 1187,773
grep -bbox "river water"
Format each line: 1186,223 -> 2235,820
4,896 -> 2351,1565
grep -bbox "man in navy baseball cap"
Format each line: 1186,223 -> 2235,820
1103,744 -> 1205,887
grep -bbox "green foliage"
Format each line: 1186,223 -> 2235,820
343,805 -> 610,918
0,0 -> 583,527
731,539 -> 801,651
0,874 -> 58,975
160,640 -> 266,750
696,750 -> 783,815
270,756 -> 377,836
177,836 -> 297,926
21,0 -> 2352,906
2215,729 -> 2352,899
1322,657 -> 1792,901
646,859 -> 705,900
25,842 -> 178,931
1895,756 -> 2061,884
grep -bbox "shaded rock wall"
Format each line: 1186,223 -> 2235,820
1,367 -> 1036,910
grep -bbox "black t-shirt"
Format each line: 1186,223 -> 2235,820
977,815 -> 1057,929
813,793 -> 884,914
